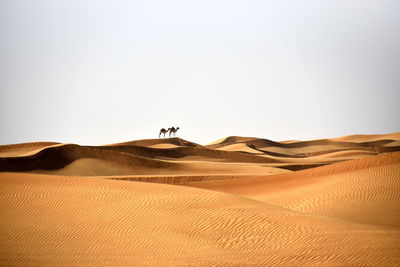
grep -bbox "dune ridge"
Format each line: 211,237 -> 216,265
0,142 -> 61,157
106,137 -> 202,147
331,132 -> 400,142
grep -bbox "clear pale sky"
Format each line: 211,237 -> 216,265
1,0 -> 399,145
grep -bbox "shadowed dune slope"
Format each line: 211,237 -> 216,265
331,132 -> 400,142
207,136 -> 261,146
189,152 -> 400,228
1,173 -> 399,266
0,144 -> 173,174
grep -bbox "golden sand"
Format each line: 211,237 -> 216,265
1,133 -> 399,265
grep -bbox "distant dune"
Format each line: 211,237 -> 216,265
1,133 -> 400,265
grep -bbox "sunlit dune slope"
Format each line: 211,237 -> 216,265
0,142 -> 60,157
216,143 -> 263,154
149,143 -> 180,148
106,137 -> 202,147
189,152 -> 400,228
1,173 -> 399,266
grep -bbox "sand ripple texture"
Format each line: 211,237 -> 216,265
1,173 -> 399,266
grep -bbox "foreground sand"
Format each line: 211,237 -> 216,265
1,133 -> 400,265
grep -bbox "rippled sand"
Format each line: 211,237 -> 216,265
1,133 -> 399,265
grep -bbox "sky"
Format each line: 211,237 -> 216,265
1,0 -> 399,145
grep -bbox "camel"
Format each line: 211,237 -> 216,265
169,127 -> 180,137
159,128 -> 170,138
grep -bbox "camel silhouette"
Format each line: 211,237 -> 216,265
169,127 -> 180,137
159,128 -> 170,138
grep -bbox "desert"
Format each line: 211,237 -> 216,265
1,132 -> 400,266
2,0 -> 400,265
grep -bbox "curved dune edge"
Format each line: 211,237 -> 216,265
106,137 -> 202,147
0,142 -> 61,157
216,143 -> 263,154
0,141 -> 60,150
1,173 -> 399,266
189,152 -> 400,228
331,132 -> 400,142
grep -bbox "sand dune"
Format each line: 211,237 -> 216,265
331,132 -> 400,142
1,133 -> 399,265
216,143 -> 263,154
0,142 -> 60,157
1,172 -> 399,266
190,152 -> 400,228
107,137 -> 201,147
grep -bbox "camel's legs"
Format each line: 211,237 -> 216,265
160,129 -> 166,138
